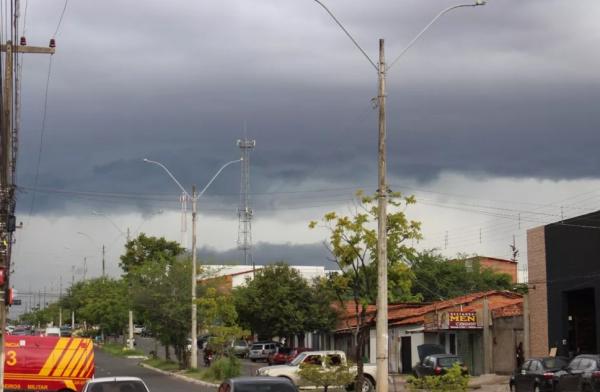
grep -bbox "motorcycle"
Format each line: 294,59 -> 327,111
204,350 -> 213,367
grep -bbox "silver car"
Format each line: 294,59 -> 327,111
83,376 -> 150,392
249,342 -> 278,362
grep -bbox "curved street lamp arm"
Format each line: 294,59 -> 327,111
92,210 -> 127,237
312,0 -> 378,71
387,2 -> 485,72
198,158 -> 243,199
143,158 -> 191,198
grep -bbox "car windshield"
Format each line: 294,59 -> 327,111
438,357 -> 462,367
543,358 -> 568,369
251,344 -> 263,350
235,340 -> 247,346
87,381 -> 148,392
235,382 -> 297,392
290,352 -> 308,366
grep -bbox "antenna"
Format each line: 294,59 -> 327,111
237,136 -> 255,266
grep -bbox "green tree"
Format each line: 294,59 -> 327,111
409,250 -> 513,301
75,278 -> 129,336
119,233 -> 184,276
298,357 -> 357,392
233,263 -> 337,341
310,190 -> 422,391
130,256 -> 192,367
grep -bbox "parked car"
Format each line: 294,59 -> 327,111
82,376 -> 150,392
268,347 -> 313,366
257,350 -> 376,392
218,377 -> 298,392
249,342 -> 279,362
412,344 -> 467,377
231,339 -> 250,358
133,325 -> 145,335
510,357 -> 569,392
554,355 -> 600,392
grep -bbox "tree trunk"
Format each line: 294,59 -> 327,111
165,344 -> 171,360
355,328 -> 365,392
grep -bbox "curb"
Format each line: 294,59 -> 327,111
139,363 -> 220,388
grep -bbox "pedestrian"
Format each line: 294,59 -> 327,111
516,342 -> 524,368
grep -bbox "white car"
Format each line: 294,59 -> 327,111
83,376 -> 150,392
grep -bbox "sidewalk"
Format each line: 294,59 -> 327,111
389,373 -> 509,392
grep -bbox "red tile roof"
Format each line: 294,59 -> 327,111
334,290 -> 522,332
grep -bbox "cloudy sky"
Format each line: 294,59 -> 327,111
9,0 -> 600,312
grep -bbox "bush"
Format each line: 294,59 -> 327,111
204,356 -> 241,381
407,363 -> 469,392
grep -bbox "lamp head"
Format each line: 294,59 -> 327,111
143,158 -> 149,162
474,0 -> 486,5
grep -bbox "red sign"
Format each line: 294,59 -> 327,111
448,311 -> 478,329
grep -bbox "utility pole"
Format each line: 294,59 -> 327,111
375,38 -> 389,392
126,227 -> 134,350
0,27 -> 53,392
102,244 -> 106,277
191,185 -> 198,369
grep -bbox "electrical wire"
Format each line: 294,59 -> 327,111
52,0 -> 68,37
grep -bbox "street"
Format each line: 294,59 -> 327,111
134,336 -> 264,377
94,348 -> 216,392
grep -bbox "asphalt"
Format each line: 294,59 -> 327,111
94,349 -> 217,392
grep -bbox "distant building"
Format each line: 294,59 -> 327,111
198,264 -> 338,290
527,210 -> 600,357
452,256 -> 518,283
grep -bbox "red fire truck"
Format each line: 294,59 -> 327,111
3,335 -> 95,392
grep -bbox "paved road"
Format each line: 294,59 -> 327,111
134,336 -> 263,376
94,349 -> 216,392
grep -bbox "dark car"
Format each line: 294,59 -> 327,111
510,357 -> 569,392
218,377 -> 298,392
555,355 -> 600,392
412,344 -> 467,378
413,354 -> 468,377
267,347 -> 313,366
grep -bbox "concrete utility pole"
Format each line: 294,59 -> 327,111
191,185 -> 198,369
375,38 -> 389,392
310,2 -> 485,391
483,297 -> 492,374
102,244 -> 106,277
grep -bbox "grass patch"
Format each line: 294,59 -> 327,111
183,368 -> 219,383
143,358 -> 181,372
100,343 -> 145,357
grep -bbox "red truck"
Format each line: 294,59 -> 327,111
3,335 -> 95,392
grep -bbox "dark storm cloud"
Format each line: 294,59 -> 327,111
199,241 -> 336,269
14,0 -> 600,214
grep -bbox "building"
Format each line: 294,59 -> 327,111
452,256 -> 519,283
331,291 -> 524,375
527,210 -> 600,357
198,264 -> 338,290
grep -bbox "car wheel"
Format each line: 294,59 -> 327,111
361,377 -> 375,392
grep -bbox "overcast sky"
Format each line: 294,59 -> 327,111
9,0 -> 600,313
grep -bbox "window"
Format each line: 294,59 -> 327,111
567,358 -> 581,371
578,358 -> 597,371
449,334 -> 457,355
530,361 -> 541,372
304,355 -> 323,366
327,354 -> 342,367
521,360 -> 532,371
543,358 -> 568,370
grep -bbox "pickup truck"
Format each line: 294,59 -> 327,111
256,350 -> 377,392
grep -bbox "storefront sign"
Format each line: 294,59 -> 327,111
448,311 -> 478,329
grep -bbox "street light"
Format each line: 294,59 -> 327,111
143,157 -> 242,369
312,2 -> 486,391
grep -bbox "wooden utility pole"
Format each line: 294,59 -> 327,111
0,38 -> 54,392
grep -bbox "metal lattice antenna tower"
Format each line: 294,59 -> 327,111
237,137 -> 255,265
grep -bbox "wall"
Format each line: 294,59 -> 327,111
479,258 -> 518,283
387,325 -> 424,373
527,226 -> 549,356
492,316 -> 523,374
544,215 -> 600,354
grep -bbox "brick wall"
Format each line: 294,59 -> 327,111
479,258 -> 518,283
527,226 -> 549,357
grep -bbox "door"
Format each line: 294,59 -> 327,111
401,336 -> 412,374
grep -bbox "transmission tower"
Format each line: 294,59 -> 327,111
237,138 -> 255,266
